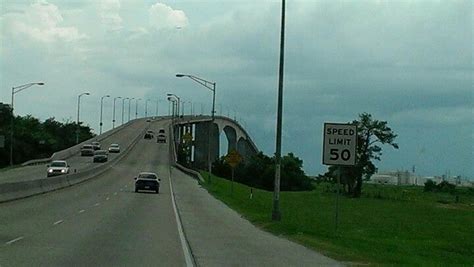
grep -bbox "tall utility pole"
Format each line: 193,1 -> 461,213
272,0 -> 286,221
135,98 -> 141,119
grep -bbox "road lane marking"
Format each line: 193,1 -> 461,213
5,237 -> 24,245
169,167 -> 195,267
124,185 -> 128,188
53,220 -> 64,225
114,192 -> 117,195
120,188 -> 123,191
94,203 -> 100,207
79,209 -> 86,213
106,197 -> 110,201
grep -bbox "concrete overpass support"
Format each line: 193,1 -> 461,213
237,137 -> 257,162
193,121 -> 220,169
223,126 -> 237,154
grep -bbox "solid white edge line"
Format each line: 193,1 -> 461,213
53,220 -> 64,225
5,236 -> 24,245
169,167 -> 194,267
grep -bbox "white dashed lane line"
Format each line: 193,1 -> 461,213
53,220 -> 64,225
94,203 -> 100,207
79,209 -> 86,214
114,192 -> 117,195
106,197 -> 110,201
5,236 -> 24,245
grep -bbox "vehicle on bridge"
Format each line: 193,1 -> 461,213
134,172 -> 161,193
157,134 -> 166,143
91,141 -> 101,150
108,143 -> 120,153
46,160 -> 70,177
158,128 -> 165,134
93,150 -> 108,163
144,130 -> 154,139
80,144 -> 94,156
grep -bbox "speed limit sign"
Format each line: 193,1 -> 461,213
323,123 -> 357,166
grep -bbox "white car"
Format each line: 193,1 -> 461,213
47,160 -> 70,177
108,143 -> 120,153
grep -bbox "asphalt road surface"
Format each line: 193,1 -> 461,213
1,117 -> 340,267
0,119 -> 147,184
0,119 -> 187,266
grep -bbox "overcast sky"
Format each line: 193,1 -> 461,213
1,0 -> 472,178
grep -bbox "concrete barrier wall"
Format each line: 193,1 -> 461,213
0,120 -> 150,203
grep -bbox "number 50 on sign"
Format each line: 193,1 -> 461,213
323,123 -> 357,166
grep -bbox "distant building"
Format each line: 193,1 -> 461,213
368,170 -> 473,187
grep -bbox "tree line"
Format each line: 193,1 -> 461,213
0,103 -> 94,167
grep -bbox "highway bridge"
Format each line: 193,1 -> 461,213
0,116 -> 340,266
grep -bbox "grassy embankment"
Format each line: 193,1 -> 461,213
200,172 -> 474,265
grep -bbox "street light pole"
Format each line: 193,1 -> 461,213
76,92 -> 90,144
121,97 -> 129,125
128,98 -> 134,122
175,74 -> 216,183
10,82 -> 45,165
155,98 -> 159,116
145,99 -> 151,118
272,0 -> 286,221
112,96 -> 121,129
135,98 -> 141,119
167,94 -> 180,117
99,95 -> 110,135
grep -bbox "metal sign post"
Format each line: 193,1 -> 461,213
323,122 -> 357,234
225,149 -> 242,196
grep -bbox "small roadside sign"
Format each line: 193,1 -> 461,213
225,149 -> 242,168
323,123 -> 357,166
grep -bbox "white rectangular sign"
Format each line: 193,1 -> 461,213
323,123 -> 357,166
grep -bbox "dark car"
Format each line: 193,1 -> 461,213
134,172 -> 160,193
93,150 -> 108,163
91,141 -> 101,150
158,128 -> 165,134
144,130 -> 154,139
81,144 -> 94,156
157,134 -> 166,143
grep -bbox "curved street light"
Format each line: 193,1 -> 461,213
76,92 -> 90,144
166,93 -> 180,117
135,98 -> 141,119
10,82 -> 45,165
99,95 -> 110,135
176,73 -> 216,183
145,99 -> 151,118
112,96 -> 122,129
121,97 -> 129,125
128,98 -> 134,122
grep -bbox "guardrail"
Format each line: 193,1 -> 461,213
21,119 -> 142,167
0,120 -> 151,203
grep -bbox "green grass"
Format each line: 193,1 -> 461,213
200,172 -> 474,266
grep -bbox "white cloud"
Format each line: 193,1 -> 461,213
99,0 -> 123,31
2,1 -> 87,43
148,2 -> 188,30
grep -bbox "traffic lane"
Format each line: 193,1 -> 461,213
0,119 -> 148,183
1,123 -> 184,266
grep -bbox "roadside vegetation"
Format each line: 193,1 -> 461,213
0,104 -> 94,167
200,172 -> 474,265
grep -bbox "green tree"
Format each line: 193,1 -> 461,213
324,113 -> 399,197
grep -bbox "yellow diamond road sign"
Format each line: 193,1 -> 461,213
225,149 -> 242,168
